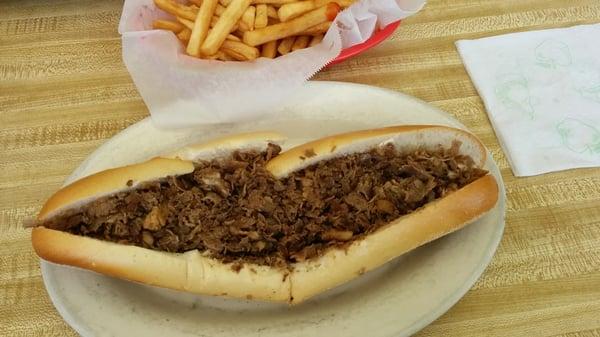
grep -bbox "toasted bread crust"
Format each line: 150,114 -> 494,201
265,125 -> 486,178
37,157 -> 195,221
32,227 -> 292,302
165,131 -> 286,161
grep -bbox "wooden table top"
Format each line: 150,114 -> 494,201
2,0 -> 600,336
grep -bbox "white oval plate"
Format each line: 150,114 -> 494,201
41,81 -> 505,337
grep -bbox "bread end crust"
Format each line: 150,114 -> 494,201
37,158 -> 194,221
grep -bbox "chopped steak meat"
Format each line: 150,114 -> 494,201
42,142 -> 488,268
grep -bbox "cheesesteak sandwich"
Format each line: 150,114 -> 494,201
31,126 -> 499,304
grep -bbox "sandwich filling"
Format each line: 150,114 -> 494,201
41,143 -> 487,268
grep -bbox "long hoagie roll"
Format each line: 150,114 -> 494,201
31,126 -> 499,304
33,131 -> 292,302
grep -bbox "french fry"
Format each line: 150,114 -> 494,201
221,40 -> 260,60
301,21 -> 330,35
261,39 -> 278,58
255,4 -> 268,29
238,19 -> 250,32
177,28 -> 192,43
187,0 -> 219,57
156,0 -> 341,60
203,52 -> 221,59
216,3 -> 250,32
210,15 -> 218,27
277,36 -> 295,55
278,1 -> 315,22
241,6 -> 256,31
308,33 -> 324,46
232,29 -> 244,38
152,20 -> 185,33
201,0 -> 251,55
226,33 -> 242,41
218,51 -> 236,61
154,0 -> 198,21
243,3 -> 339,46
252,0 -> 297,4
210,16 -> 240,33
267,5 -> 278,19
203,50 -> 234,61
221,48 -> 247,61
176,16 -> 195,30
291,35 -> 309,51
215,3 -> 226,16
315,0 -> 355,7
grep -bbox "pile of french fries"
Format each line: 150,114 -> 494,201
152,0 -> 355,61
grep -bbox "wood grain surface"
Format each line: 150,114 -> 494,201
1,0 -> 599,336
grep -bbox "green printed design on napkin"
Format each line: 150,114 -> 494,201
534,39 -> 572,69
556,118 -> 600,155
494,73 -> 537,120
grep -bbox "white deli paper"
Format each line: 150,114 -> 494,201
456,24 -> 600,177
118,0 -> 425,128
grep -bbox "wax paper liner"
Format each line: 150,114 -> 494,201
119,0 -> 425,128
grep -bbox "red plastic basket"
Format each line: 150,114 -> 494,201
329,20 -> 401,66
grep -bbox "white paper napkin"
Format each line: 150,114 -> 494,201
456,24 -> 600,177
118,0 -> 425,128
